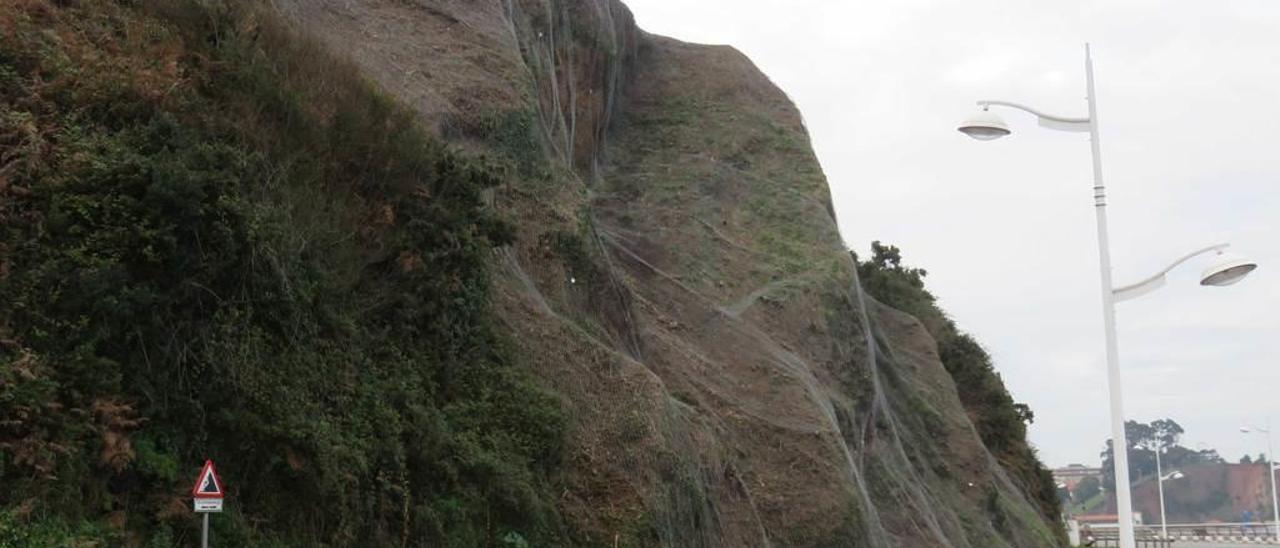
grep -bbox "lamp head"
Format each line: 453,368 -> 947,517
958,108 -> 1011,141
1171,471 -> 1185,480
1201,252 -> 1257,287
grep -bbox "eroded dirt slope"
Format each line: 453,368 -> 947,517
273,0 -> 1063,545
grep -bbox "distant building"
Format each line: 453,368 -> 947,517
1054,463 -> 1103,492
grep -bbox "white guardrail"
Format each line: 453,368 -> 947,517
1076,522 -> 1280,545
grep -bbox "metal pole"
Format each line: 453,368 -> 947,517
1157,447 -> 1168,540
202,513 -> 209,548
1269,420 -> 1278,542
1086,43 -> 1136,548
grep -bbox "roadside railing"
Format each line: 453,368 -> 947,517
1080,522 -> 1280,545
1081,535 -> 1171,547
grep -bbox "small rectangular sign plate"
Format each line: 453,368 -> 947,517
193,498 -> 224,513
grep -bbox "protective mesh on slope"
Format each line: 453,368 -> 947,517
566,21 -> 1062,547
272,0 -> 1068,545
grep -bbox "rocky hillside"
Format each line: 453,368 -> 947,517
0,0 -> 1064,546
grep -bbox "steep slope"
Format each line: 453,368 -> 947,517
0,2 -> 566,545
273,1 -> 1065,546
0,0 -> 1065,545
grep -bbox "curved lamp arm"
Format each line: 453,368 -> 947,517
977,100 -> 1092,132
1113,244 -> 1231,303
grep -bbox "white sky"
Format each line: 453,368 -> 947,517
623,0 -> 1280,467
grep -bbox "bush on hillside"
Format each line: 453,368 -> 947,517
854,242 -> 1063,531
0,1 -> 562,545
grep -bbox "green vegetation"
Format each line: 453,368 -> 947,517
1070,488 -> 1107,516
1094,419 -> 1244,521
444,108 -> 549,181
1073,476 -> 1102,504
1099,418 -> 1224,488
854,242 -> 1063,534
0,1 -> 564,545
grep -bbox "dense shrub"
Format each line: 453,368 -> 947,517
854,242 -> 1063,530
0,1 -> 563,545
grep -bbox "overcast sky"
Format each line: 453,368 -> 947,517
624,0 -> 1279,467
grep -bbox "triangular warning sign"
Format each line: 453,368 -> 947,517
191,460 -> 224,498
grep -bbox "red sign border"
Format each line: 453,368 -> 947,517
190,459 -> 224,499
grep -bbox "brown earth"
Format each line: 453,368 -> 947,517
271,0 -> 1064,545
1124,463 -> 1277,523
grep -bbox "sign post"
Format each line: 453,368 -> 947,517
190,460 -> 225,548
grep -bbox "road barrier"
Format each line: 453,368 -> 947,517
1080,522 -> 1280,545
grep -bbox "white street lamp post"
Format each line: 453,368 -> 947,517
1153,444 -> 1184,540
1240,423 -> 1280,541
957,45 -> 1260,548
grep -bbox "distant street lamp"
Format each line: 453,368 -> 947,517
1240,423 -> 1279,541
957,45 -> 1260,548
1153,443 -> 1185,540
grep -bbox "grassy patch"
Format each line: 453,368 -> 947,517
444,108 -> 550,181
